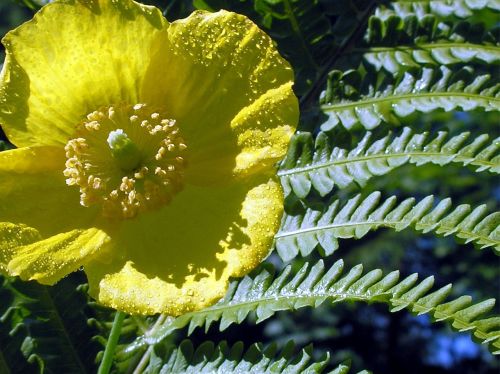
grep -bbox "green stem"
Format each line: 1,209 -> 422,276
98,311 -> 126,374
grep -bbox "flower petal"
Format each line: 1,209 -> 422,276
0,0 -> 167,147
0,146 -> 99,237
85,178 -> 283,315
141,10 -> 298,184
0,146 -> 110,283
230,82 -> 297,177
0,222 -> 41,275
7,228 -> 109,285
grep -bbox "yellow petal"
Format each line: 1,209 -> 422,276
8,228 -> 110,285
85,178 -> 283,315
0,0 -> 167,147
0,146 -> 99,237
0,146 -> 110,283
141,10 -> 298,184
231,82 -> 297,177
0,222 -> 41,275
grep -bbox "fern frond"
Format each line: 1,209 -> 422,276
361,43 -> 500,74
0,276 -> 147,373
145,340 -> 337,373
355,13 -> 500,74
275,192 -> 499,259
133,260 -> 500,355
279,128 -> 500,197
320,66 -> 500,131
0,275 -> 99,373
375,0 -> 500,20
365,13 -> 498,45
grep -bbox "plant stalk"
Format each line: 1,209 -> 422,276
98,311 -> 126,374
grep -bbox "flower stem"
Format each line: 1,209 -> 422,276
98,311 -> 126,374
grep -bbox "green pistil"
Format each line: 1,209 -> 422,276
107,129 -> 142,171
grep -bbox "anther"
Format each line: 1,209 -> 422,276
63,103 -> 187,219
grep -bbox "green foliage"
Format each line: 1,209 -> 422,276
280,127 -> 499,197
0,273 -> 152,373
130,260 -> 500,355
320,65 -> 499,131
361,43 -> 500,74
275,192 -> 499,260
0,274 -> 99,373
0,0 -> 499,372
375,0 -> 500,19
11,0 -> 47,11
345,11 -> 500,76
88,302 -> 152,373
145,340 -> 339,373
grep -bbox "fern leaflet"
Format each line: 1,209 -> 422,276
275,192 -> 499,259
320,66 -> 500,130
375,0 -> 500,19
354,12 -> 500,74
130,260 -> 500,355
144,340 -> 339,373
279,128 -> 500,197
0,275 -> 99,373
361,43 -> 500,74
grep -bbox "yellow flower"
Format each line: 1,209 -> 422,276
0,0 -> 298,315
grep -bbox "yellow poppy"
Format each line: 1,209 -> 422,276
0,0 -> 298,315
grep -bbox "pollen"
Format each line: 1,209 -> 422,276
63,103 -> 188,219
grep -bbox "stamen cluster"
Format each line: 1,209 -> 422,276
64,103 -> 187,219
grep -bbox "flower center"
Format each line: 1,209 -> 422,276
64,103 -> 187,219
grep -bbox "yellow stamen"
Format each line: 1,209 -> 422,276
63,103 -> 188,219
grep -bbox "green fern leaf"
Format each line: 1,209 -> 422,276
279,128 -> 500,197
145,340 -> 337,373
0,275 -> 99,373
376,0 -> 500,19
365,13 -> 498,45
132,260 -> 500,355
320,66 -> 500,131
361,43 -> 500,74
275,192 -> 499,259
353,13 -> 500,74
